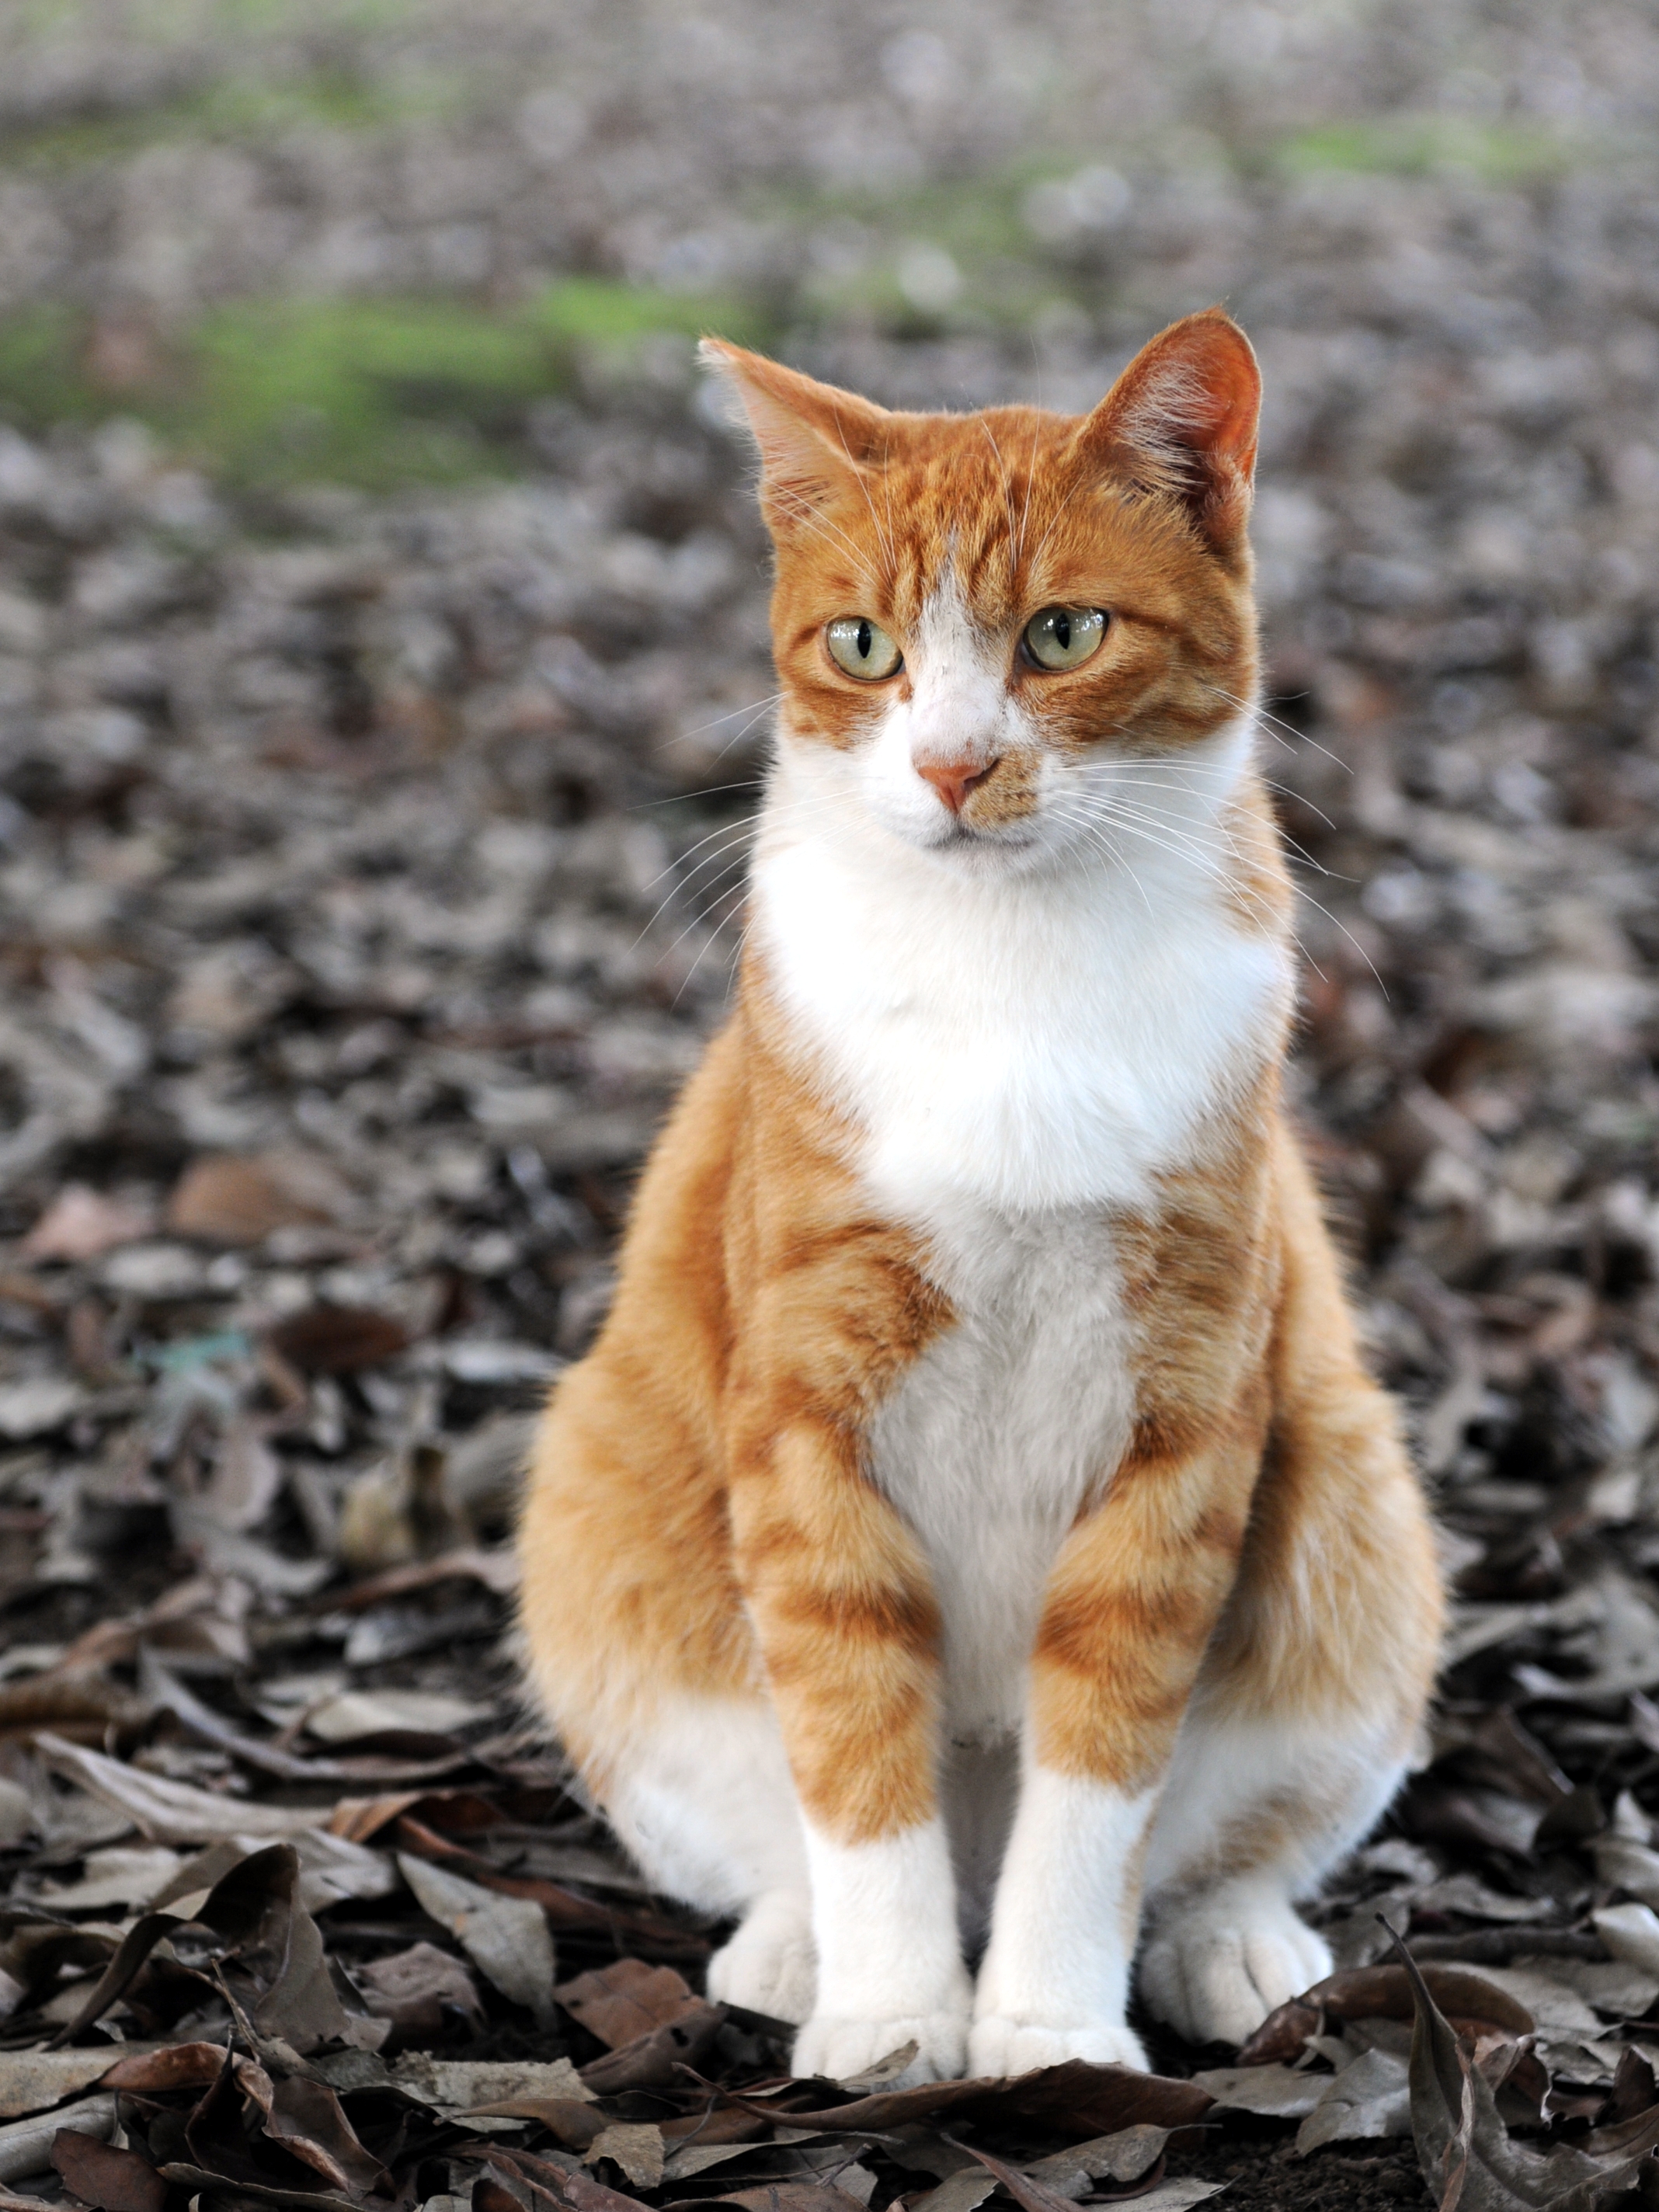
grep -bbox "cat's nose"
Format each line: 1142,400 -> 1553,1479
916,756 -> 1000,815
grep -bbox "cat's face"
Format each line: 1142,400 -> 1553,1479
707,312 -> 1262,880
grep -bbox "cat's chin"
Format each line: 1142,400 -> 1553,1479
899,823 -> 1052,877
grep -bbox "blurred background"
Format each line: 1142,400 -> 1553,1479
1,0 -> 1658,1807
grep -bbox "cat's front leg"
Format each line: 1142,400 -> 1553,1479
969,1424 -> 1261,2075
729,1391 -> 972,2085
970,1761 -> 1156,2073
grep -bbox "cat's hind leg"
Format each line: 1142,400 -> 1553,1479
519,1352 -> 817,2026
1137,1154 -> 1442,2048
1138,1699 -> 1405,2047
598,1693 -> 816,2024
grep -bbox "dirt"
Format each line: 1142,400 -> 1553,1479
1,7 -> 1658,2211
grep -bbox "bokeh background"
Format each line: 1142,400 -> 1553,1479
2,0 -> 1659,1981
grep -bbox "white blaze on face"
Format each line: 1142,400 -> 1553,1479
861,574 -> 1035,850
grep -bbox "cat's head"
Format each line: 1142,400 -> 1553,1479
704,311 -> 1262,879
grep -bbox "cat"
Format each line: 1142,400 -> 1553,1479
518,308 -> 1443,2085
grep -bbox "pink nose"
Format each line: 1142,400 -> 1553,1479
917,756 -> 999,815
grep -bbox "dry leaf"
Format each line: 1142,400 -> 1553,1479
0,2052 -> 158,2123
166,1153 -> 348,1246
23,1186 -> 152,1263
49,2134 -> 165,2212
396,1855 -> 556,2026
555,1960 -> 703,2049
355,1939 -> 483,2039
0,2098 -> 115,2187
1293,2047 -> 1412,2153
270,1304 -> 410,1375
389,2057 -> 594,2112
34,1733 -> 322,1843
583,2124 -> 665,2189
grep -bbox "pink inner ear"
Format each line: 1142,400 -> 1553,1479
1128,319 -> 1261,474
1178,322 -> 1261,471
1089,311 -> 1261,483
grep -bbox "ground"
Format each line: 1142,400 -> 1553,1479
2,5 -> 1659,2210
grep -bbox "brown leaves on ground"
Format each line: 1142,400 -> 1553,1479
2,15 -> 1659,2212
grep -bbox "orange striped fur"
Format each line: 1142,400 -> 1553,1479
519,311 -> 1443,2081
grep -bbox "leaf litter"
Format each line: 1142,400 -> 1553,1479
0,6 -> 1657,2212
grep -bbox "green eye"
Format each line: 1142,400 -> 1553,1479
826,616 -> 903,680
1024,605 -> 1107,670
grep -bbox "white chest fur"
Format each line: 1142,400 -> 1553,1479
750,766 -> 1286,1222
868,1205 -> 1133,1739
750,727 -> 1290,1745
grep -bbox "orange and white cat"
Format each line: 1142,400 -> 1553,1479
519,309 -> 1442,2082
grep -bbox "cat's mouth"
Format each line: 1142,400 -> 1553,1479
925,819 -> 1042,862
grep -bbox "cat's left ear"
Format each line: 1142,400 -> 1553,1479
700,339 -> 892,541
1078,308 -> 1261,555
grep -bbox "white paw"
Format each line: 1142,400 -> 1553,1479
706,1891 -> 816,2024
1139,1882 -> 1331,2048
968,2014 -> 1148,2078
792,2007 -> 969,2086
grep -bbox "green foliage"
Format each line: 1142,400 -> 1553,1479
0,307 -> 97,428
1275,116 -> 1590,183
0,63 -> 468,172
0,281 -> 767,490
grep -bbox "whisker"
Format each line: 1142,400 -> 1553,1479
1201,682 -> 1352,777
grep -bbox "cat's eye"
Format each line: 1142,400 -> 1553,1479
1023,606 -> 1107,671
825,616 -> 903,680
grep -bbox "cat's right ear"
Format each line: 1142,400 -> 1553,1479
1077,309 -> 1261,557
700,340 -> 892,541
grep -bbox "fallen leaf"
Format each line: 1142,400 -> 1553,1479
0,1379 -> 84,1441
144,1828 -> 398,1916
714,2189 -> 868,2212
1191,2065 -> 1329,2119
1393,1931 -> 1650,2210
355,1939 -> 483,2040
958,2142 -> 1090,2212
1023,2126 -> 1169,2192
1594,1900 -> 1659,1974
389,2057 -> 594,2112
583,2123 -> 665,2189
1293,2047 -> 1413,2152
1593,1833 -> 1659,1909
0,2097 -> 115,2187
35,1845 -> 185,1912
1119,2188 -> 1225,2212
579,2004 -> 726,2092
156,2162 -> 359,2212
166,1152 -> 348,1246
0,2051 -> 159,2122
1236,1962 -> 1534,2064
392,1814 -> 703,1956
486,2155 -> 645,2212
722,2064 -> 1211,2141
49,2134 -> 165,2212
34,1733 -> 322,1843
308,1688 -> 491,1741
908,2174 -> 1000,2212
198,1420 -> 284,1532
204,1842 -> 364,2055
555,1960 -> 703,2047
325,1546 -> 520,1608
270,1303 -> 409,1375
398,1852 -> 557,2026
23,1186 -> 152,1263
98,2044 -> 239,2095
264,2077 -> 389,2194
